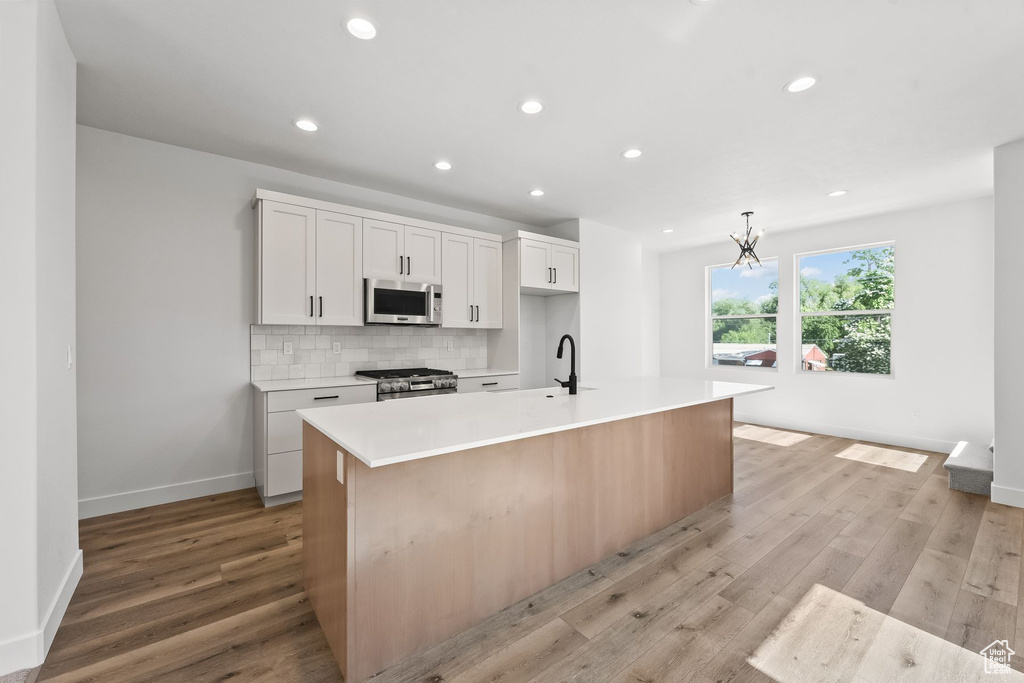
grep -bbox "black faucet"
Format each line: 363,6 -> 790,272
555,334 -> 578,395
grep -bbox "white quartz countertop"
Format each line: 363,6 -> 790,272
250,375 -> 377,392
251,368 -> 517,392
297,376 -> 772,468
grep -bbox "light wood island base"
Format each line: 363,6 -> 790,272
302,398 -> 734,682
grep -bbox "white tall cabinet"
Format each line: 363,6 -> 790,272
363,219 -> 442,285
442,235 -> 502,328
256,199 -> 363,325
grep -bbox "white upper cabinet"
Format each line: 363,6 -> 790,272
473,239 -> 503,327
520,238 -> 551,290
316,211 -> 363,326
442,235 -> 502,329
362,220 -> 442,284
441,234 -> 474,327
403,226 -> 442,285
362,219 -> 404,281
258,201 -> 316,324
256,201 -> 364,326
518,236 -> 579,294
550,244 -> 580,292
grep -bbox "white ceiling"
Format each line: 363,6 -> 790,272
55,0 -> 1024,249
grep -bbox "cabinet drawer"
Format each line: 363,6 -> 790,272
267,384 -> 376,412
457,374 -> 519,394
267,450 -> 302,497
267,410 -> 302,454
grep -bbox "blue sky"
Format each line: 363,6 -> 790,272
711,248 -> 885,304
711,259 -> 778,304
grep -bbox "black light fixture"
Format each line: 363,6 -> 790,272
730,211 -> 764,269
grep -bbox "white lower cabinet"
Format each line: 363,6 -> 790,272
457,374 -> 520,394
254,383 -> 376,504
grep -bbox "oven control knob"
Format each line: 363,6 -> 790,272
399,381 -> 409,391
380,382 -> 392,392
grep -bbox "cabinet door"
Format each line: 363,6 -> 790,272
404,226 -> 442,285
441,233 -> 474,328
550,244 -> 580,292
520,238 -> 552,289
260,201 -> 316,324
363,219 -> 404,281
473,239 -> 503,328
316,211 -> 363,326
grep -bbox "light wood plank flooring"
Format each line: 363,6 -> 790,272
39,426 -> 1024,682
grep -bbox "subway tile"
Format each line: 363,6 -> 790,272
251,365 -> 271,381
335,362 -> 351,376
341,348 -> 369,361
288,364 -> 305,379
250,350 -> 261,365
316,335 -> 331,350
254,325 -> 272,335
272,325 -> 290,335
311,349 -> 326,363
251,335 -> 266,350
259,349 -> 278,365
289,326 -> 306,334
265,335 -> 283,350
272,365 -> 289,380
299,335 -> 315,350
304,364 -> 321,378
320,363 -> 336,377
372,336 -> 385,348
385,336 -> 398,348
293,349 -> 311,364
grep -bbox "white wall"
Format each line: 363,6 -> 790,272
641,249 -> 661,377
76,126 -> 538,517
992,139 -> 1024,507
0,0 -> 81,674
578,219 -> 645,380
660,197 -> 994,452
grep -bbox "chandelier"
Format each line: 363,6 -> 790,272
730,211 -> 764,269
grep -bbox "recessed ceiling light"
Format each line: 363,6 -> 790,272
346,18 -> 377,40
622,148 -> 643,159
294,119 -> 318,132
689,0 -> 714,5
519,100 -> 543,115
784,76 -> 817,93
827,189 -> 847,197
434,160 -> 452,171
662,228 -> 674,233
529,189 -> 545,197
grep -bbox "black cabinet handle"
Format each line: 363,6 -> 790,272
318,296 -> 323,317
475,305 -> 480,322
309,295 -> 314,317
407,256 -> 411,275
399,255 -> 404,275
482,382 -> 498,387
469,304 -> 473,321
313,395 -> 339,401
548,267 -> 552,283
553,268 -> 557,284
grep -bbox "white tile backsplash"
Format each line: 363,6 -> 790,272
250,325 -> 489,380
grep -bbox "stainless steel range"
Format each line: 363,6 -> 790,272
355,368 -> 458,401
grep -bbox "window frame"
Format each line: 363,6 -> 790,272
795,241 -> 896,378
706,258 -> 779,371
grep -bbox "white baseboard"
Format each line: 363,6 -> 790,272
0,549 -> 82,676
991,484 -> 1024,509
79,472 -> 256,519
734,413 -> 957,454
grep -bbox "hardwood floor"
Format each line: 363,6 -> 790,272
39,426 -> 1024,682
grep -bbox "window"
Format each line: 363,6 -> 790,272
709,259 -> 778,369
798,243 -> 895,375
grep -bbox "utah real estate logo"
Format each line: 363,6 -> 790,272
981,640 -> 1015,675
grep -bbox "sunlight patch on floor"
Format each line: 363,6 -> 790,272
734,424 -> 814,447
834,443 -> 928,473
749,584 -> 1022,682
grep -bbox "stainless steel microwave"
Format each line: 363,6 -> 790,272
364,279 -> 442,326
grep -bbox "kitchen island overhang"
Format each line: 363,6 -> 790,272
299,377 -> 772,682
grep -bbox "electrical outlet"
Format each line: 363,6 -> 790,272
522,340 -> 529,350
446,340 -> 455,352
911,406 -> 921,419
333,341 -> 342,354
66,345 -> 73,370
283,341 -> 294,356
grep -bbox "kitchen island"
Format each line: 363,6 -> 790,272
298,377 -> 771,682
